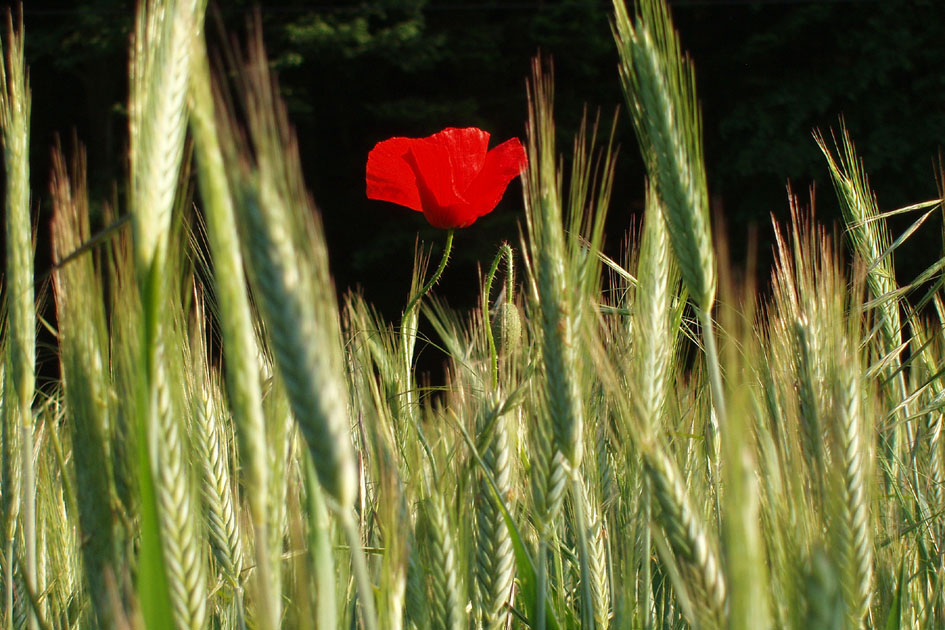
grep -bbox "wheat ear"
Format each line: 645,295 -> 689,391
0,12 -> 36,629
423,492 -> 464,630
192,378 -> 243,589
475,401 -> 515,630
612,0 -> 715,314
643,443 -> 726,630
187,28 -> 276,630
50,145 -> 122,626
524,60 -> 585,473
829,348 -> 873,627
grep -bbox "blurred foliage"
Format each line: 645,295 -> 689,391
20,0 -> 945,317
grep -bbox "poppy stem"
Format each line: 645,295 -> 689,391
483,243 -> 514,391
403,229 -> 454,317
400,229 -> 454,488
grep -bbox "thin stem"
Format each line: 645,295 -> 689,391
401,230 -> 454,486
4,540 -> 12,630
698,307 -> 727,532
536,539 -> 548,630
641,476 -> 653,630
698,308 -> 728,434
404,229 -> 454,318
20,400 -> 36,630
505,244 -> 515,304
341,512 -> 378,630
571,476 -> 596,630
483,244 -> 513,391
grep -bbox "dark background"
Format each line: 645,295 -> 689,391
16,0 -> 945,323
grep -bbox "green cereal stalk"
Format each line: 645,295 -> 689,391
236,181 -> 357,512
423,493 -> 464,630
49,147 -> 121,627
188,31 -> 276,630
829,350 -> 872,627
612,0 -> 728,470
643,442 -> 726,630
524,60 -> 585,473
522,65 -> 598,625
130,0 -> 206,277
578,477 -> 611,630
1,360 -> 18,630
128,3 -> 206,628
475,402 -> 515,630
802,548 -> 845,630
153,341 -> 208,630
224,34 -> 357,513
815,129 -> 907,487
219,32 -> 373,629
192,380 -> 243,590
630,184 -> 674,429
405,544 -> 429,630
0,12 -> 35,630
612,0 -> 715,315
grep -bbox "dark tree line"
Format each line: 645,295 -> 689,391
17,0 -> 945,318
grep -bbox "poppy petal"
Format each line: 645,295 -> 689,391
366,137 -> 423,213
426,127 -> 490,194
406,138 -> 470,228
464,137 -> 529,218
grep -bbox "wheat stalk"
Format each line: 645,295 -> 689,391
192,378 -> 243,589
828,345 -> 873,628
153,339 -> 209,630
643,442 -> 726,630
188,30 -> 276,630
475,401 -> 515,630
524,60 -> 586,473
49,145 -> 122,626
612,0 -> 715,315
0,12 -> 35,629
422,492 -> 464,630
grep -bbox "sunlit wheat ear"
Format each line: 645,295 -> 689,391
50,145 -> 121,625
188,29 -> 274,630
612,0 -> 715,314
187,309 -> 243,591
421,491 -> 464,630
152,339 -> 209,630
129,0 -> 205,275
0,7 -> 32,410
643,442 -> 726,630
41,438 -> 82,626
0,11 -> 36,624
529,392 -> 568,530
475,401 -> 514,630
219,30 -> 357,514
263,374 -> 293,609
815,128 -> 906,487
827,343 -> 873,628
128,3 -> 207,625
815,128 -> 900,353
193,380 -> 243,585
577,475 -> 611,630
524,60 -> 585,473
911,319 -> 945,524
630,182 -> 676,429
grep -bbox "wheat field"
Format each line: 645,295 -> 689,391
1,0 -> 943,629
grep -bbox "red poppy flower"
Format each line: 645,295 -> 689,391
366,127 -> 528,229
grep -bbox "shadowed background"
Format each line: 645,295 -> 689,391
15,0 -> 945,328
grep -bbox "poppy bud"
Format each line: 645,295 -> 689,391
491,302 -> 522,356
